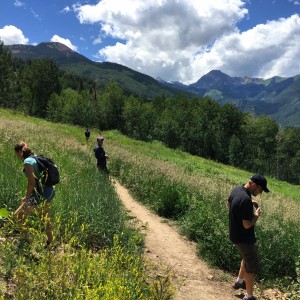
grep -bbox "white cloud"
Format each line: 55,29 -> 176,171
74,0 -> 300,83
191,14 -> 300,80
50,35 -> 78,52
289,0 -> 300,5
14,0 -> 24,7
0,25 -> 29,45
30,9 -> 41,20
61,6 -> 71,13
74,0 -> 247,83
93,37 -> 102,45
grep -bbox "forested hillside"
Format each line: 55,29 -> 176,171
160,70 -> 300,127
6,42 -> 300,127
1,41 -> 300,184
5,42 -> 181,100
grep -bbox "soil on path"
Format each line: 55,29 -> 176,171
113,180 -> 238,300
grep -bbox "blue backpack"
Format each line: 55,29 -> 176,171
35,156 -> 60,186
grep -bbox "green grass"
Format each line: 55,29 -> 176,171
0,109 -> 174,299
102,129 -> 300,294
105,130 -> 300,202
1,107 -> 299,297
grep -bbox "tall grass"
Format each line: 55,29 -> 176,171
0,110 -> 174,299
105,130 -> 300,291
1,108 -> 299,296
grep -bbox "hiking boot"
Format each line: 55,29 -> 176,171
232,280 -> 246,289
243,296 -> 257,300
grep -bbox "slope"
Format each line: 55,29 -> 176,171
1,109 -> 298,299
113,181 -> 287,300
6,42 -> 182,99
160,70 -> 300,127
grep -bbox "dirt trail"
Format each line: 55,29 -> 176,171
113,180 -> 237,300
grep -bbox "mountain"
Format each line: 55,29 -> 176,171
6,42 -> 183,99
159,70 -> 300,127
6,42 -> 300,127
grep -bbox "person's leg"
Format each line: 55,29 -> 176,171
241,243 -> 259,298
232,258 -> 246,289
14,202 -> 34,224
39,203 -> 53,243
244,271 -> 255,297
14,202 -> 35,241
238,258 -> 246,280
38,187 -> 55,244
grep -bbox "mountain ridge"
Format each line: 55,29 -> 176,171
6,42 -> 183,99
6,42 -> 300,127
159,69 -> 300,127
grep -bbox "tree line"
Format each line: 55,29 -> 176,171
1,41 -> 300,184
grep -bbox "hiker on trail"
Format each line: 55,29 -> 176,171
85,128 -> 90,143
14,142 -> 55,247
227,174 -> 269,300
93,136 -> 109,176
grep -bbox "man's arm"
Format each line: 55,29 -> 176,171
94,148 -> 98,159
242,208 -> 261,229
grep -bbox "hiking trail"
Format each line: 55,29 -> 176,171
113,180 -> 285,300
114,180 -> 236,300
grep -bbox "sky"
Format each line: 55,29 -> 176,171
0,0 -> 300,84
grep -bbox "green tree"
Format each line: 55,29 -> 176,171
188,97 -> 222,160
241,115 -> 279,174
228,135 -> 244,167
276,127 -> 300,183
122,96 -> 157,141
21,59 -> 61,117
0,41 -> 13,106
47,88 -> 95,127
97,81 -> 125,130
153,96 -> 188,149
217,103 -> 245,163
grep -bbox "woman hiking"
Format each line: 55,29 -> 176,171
14,142 -> 55,247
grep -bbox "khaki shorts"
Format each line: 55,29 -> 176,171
235,243 -> 260,273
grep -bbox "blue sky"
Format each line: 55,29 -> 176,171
0,0 -> 300,84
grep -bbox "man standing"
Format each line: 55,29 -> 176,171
85,128 -> 90,143
227,174 -> 269,300
93,136 -> 109,175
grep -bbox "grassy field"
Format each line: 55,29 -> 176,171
0,109 -> 173,299
0,108 -> 299,298
103,130 -> 300,296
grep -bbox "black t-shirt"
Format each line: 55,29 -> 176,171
93,145 -> 106,169
228,185 -> 256,244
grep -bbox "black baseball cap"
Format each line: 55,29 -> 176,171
250,174 -> 270,193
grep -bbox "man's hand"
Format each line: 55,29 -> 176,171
254,206 -> 262,217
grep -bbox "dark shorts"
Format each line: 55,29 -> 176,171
97,166 -> 109,175
25,186 -> 55,207
235,243 -> 260,273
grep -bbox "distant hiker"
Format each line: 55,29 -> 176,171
93,136 -> 109,176
85,128 -> 90,143
13,142 -> 56,247
227,174 -> 269,300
